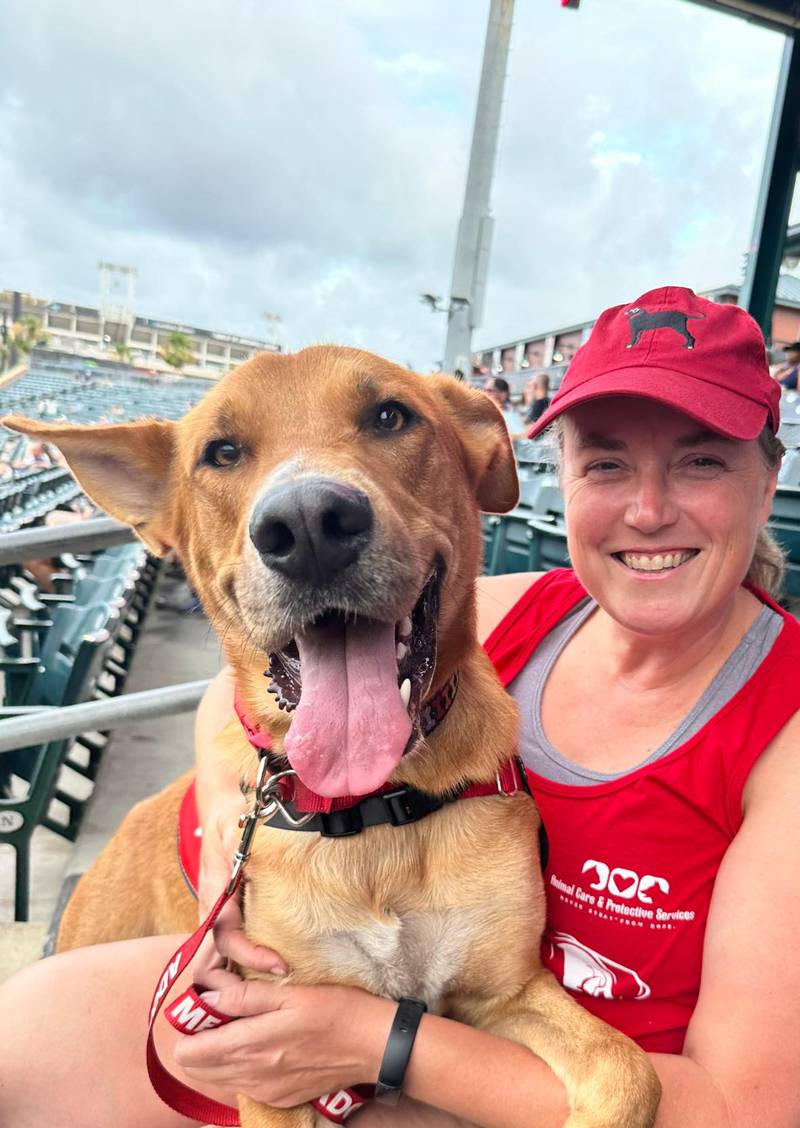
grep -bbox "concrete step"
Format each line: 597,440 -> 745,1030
0,922 -> 46,984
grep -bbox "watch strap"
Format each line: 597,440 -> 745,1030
374,996 -> 428,1104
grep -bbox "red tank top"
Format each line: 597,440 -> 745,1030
484,568 -> 800,1054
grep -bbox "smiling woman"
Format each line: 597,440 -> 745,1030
557,399 -> 780,640
553,413 -> 786,598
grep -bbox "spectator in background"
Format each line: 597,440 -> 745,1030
774,341 -> 800,389
481,376 -> 528,436
483,375 -> 511,406
523,372 -> 551,426
27,442 -> 53,467
24,506 -> 93,592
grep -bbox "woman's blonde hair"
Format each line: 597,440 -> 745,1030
748,426 -> 785,598
549,418 -> 786,599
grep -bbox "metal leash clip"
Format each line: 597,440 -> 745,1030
226,759 -> 315,894
226,754 -> 272,895
255,768 -> 316,829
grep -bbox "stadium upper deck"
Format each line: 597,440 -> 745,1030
0,289 -> 277,379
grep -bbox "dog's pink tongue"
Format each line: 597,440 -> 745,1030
283,618 -> 412,797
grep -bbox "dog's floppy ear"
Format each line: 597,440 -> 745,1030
427,375 -> 519,513
2,415 -> 178,555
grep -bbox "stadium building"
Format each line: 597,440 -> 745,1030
0,289 -> 276,378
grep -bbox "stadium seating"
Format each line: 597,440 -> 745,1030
0,542 -> 159,919
483,479 -> 569,575
0,355 -> 200,919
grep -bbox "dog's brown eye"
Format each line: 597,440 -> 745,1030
203,439 -> 241,468
374,402 -> 411,433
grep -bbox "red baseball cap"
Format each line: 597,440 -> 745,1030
528,286 -> 779,441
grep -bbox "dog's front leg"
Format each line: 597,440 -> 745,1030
238,1094 -> 317,1128
453,969 -> 661,1128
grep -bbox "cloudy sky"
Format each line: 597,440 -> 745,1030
0,0 -> 786,369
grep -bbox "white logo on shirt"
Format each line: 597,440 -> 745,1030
582,859 -> 670,903
545,930 -> 651,1000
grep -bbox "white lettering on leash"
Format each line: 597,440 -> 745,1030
316,1091 -> 363,1118
149,953 -> 183,1023
169,995 -> 223,1033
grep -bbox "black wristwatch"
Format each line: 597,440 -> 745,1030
374,996 -> 428,1105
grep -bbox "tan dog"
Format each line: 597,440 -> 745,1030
6,347 -> 660,1128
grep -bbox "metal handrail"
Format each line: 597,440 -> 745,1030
0,516 -> 135,566
0,679 -> 211,754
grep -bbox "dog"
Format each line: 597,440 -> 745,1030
624,307 -> 704,349
6,347 -> 660,1127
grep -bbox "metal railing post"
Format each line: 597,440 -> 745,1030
0,680 -> 211,754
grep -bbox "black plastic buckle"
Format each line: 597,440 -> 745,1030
319,805 -> 364,838
383,788 -> 443,826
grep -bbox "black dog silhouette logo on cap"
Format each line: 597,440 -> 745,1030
624,307 -> 705,350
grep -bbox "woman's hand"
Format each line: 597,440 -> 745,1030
196,789 -> 246,919
193,664 -> 246,918
191,892 -> 289,992
172,979 -> 395,1108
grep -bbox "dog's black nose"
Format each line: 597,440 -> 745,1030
249,477 -> 373,584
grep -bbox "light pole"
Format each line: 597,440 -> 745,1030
263,312 -> 283,351
442,0 -> 514,378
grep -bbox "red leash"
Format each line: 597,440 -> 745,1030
146,871 -> 370,1125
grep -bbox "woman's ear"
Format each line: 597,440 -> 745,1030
2,415 -> 179,555
427,375 -> 519,513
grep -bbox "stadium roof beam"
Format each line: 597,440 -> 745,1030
739,31 -> 800,338
689,1 -> 800,32
685,1 -> 800,340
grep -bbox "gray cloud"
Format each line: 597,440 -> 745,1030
0,0 -> 785,367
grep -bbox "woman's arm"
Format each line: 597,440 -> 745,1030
475,573 -> 542,643
671,710 -> 800,1127
193,666 -> 242,916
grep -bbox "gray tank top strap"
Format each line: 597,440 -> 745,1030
509,598 -> 783,786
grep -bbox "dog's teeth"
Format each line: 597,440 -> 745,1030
396,642 -> 408,662
400,617 -> 412,638
399,678 -> 411,708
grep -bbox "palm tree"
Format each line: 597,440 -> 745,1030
114,341 -> 132,363
10,316 -> 47,356
160,330 -> 195,372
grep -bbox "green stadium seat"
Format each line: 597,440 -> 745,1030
0,601 -> 118,919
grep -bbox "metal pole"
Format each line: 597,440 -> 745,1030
0,516 -> 135,566
443,0 -> 514,377
740,33 -> 800,339
0,679 -> 211,754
